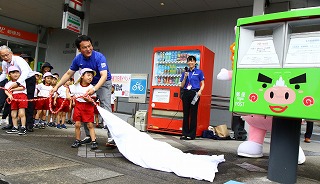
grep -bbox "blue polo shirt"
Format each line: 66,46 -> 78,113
70,50 -> 112,85
180,68 -> 204,90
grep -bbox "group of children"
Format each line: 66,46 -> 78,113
4,61 -> 106,150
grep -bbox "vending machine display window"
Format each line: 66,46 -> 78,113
152,50 -> 201,87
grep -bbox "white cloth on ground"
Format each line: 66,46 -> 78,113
97,106 -> 225,182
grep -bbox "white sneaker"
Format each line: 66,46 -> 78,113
106,138 -> 116,146
0,119 -> 7,126
107,137 -> 114,143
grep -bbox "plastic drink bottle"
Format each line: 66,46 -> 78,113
191,93 -> 199,105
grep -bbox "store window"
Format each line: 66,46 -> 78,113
8,41 -> 36,57
0,39 -> 45,72
0,38 -> 6,71
9,41 -> 36,70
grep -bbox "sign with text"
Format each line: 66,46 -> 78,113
111,74 -> 131,97
69,0 -> 83,11
129,74 -> 148,103
239,37 -> 279,66
286,34 -> 320,64
62,11 -> 81,34
152,88 -> 170,103
0,24 -> 38,42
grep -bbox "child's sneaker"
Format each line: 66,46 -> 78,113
71,140 -> 81,148
91,141 -> 98,150
61,124 -> 67,129
66,120 -> 73,124
6,127 -> 19,134
18,127 -> 27,135
34,123 -> 40,129
48,122 -> 56,127
80,137 -> 91,144
39,120 -> 46,129
56,124 -> 61,129
40,124 -> 45,129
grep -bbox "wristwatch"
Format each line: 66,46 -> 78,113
16,82 -> 21,86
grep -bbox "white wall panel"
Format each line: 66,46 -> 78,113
47,7 -> 252,96
88,7 -> 252,97
46,29 -> 78,76
46,7 -> 253,126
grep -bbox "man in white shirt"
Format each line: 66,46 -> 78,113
0,45 -> 36,132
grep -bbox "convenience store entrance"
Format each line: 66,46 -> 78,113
0,38 -> 46,71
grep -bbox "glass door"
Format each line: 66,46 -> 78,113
8,41 -> 36,58
8,41 -> 36,70
0,37 -> 46,72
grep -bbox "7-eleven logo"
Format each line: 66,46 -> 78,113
69,0 -> 83,11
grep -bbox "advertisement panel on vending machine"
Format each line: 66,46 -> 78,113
147,45 -> 214,136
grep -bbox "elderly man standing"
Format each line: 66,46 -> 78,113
0,46 -> 36,132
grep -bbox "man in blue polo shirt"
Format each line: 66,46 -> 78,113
51,35 -> 115,146
179,55 -> 205,140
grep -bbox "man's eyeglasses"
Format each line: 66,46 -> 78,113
0,52 -> 11,58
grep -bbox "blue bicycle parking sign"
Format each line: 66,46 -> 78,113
130,79 -> 147,95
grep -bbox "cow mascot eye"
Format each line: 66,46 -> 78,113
262,83 -> 267,88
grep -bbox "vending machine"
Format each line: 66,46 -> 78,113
147,45 -> 215,136
230,8 -> 320,120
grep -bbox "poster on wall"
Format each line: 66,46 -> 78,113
111,74 -> 131,97
128,74 -> 148,103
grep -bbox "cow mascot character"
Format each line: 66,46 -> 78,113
217,42 -> 306,164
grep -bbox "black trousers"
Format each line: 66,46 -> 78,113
0,79 -> 12,126
0,79 -> 8,112
305,121 -> 313,139
181,90 -> 200,139
2,102 -> 10,119
25,76 -> 36,128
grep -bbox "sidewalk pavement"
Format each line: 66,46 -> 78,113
0,113 -> 319,184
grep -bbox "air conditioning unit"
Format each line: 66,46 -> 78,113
134,110 -> 148,131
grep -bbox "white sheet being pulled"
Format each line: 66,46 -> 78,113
97,106 -> 225,182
